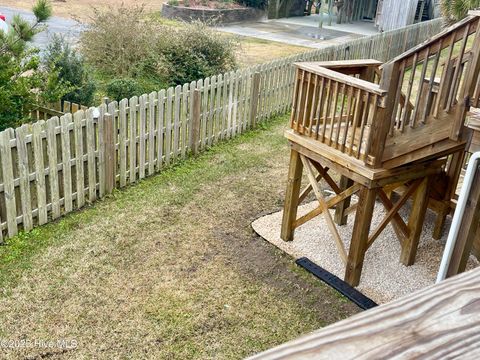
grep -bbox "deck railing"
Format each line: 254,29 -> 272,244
291,60 -> 386,164
381,14 -> 480,168
290,14 -> 480,169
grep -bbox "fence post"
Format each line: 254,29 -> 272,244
191,89 -> 201,155
250,72 -> 261,128
103,112 -> 115,194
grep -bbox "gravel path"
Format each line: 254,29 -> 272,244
252,199 -> 479,304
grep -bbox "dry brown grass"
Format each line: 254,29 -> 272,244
0,116 -> 358,359
236,37 -> 309,68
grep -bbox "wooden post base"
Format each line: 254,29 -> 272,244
281,143 -> 444,286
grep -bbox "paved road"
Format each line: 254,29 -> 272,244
0,6 -> 83,51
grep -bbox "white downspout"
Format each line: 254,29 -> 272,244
436,151 -> 480,283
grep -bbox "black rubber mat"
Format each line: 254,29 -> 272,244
296,257 -> 378,310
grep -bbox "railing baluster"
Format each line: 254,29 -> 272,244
328,81 -> 340,145
322,79 -> 333,143
411,47 -> 430,127
421,39 -> 443,124
403,52 -> 418,128
356,91 -> 370,159
349,88 -> 362,156
341,86 -> 354,153
447,24 -> 471,112
335,84 -> 347,148
314,77 -> 326,140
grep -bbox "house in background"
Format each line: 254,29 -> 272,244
375,0 -> 440,31
268,0 -> 440,32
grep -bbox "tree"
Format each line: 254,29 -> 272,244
441,0 -> 480,22
44,34 -> 96,106
0,0 -> 69,130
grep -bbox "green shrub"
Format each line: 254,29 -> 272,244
105,78 -> 142,102
80,5 -> 168,80
80,6 -> 238,90
44,34 -> 96,106
168,0 -> 179,5
161,21 -> 237,85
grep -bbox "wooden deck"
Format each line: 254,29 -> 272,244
249,267 -> 480,359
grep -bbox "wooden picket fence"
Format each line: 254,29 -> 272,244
0,19 -> 443,241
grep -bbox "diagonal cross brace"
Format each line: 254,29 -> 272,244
300,154 -> 348,265
366,180 -> 421,250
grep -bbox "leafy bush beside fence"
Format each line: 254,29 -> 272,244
0,19 -> 443,241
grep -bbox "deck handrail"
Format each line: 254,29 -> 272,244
294,63 -> 387,96
290,61 -> 389,165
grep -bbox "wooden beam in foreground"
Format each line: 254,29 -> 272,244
248,267 -> 480,360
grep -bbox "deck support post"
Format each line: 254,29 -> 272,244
433,149 -> 466,239
345,187 -> 377,287
281,149 -> 303,241
400,176 -> 431,265
334,176 -> 353,225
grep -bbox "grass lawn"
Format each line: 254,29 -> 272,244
0,114 -> 358,359
236,37 -> 308,68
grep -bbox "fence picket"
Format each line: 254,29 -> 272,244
139,95 -> 147,179
221,73 -> 229,140
188,81 -> 196,152
86,109 -> 97,202
46,117 -> 61,218
174,85 -> 181,156
165,87 -> 173,165
149,92 -> 156,175
129,96 -> 138,183
157,90 -> 165,169
201,77 -> 209,148
109,102 -> 118,183
32,121 -> 47,225
98,104 -> 106,197
181,83 -> 189,157
215,74 -> 223,142
233,70 -> 241,136
16,125 -> 33,231
119,99 -> 128,187
60,114 -> 73,213
0,129 -> 16,237
227,71 -> 235,139
74,111 -> 85,208
208,76 -> 216,146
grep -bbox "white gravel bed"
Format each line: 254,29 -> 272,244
252,199 -> 479,304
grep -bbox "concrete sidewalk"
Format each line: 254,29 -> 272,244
217,20 -> 365,49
